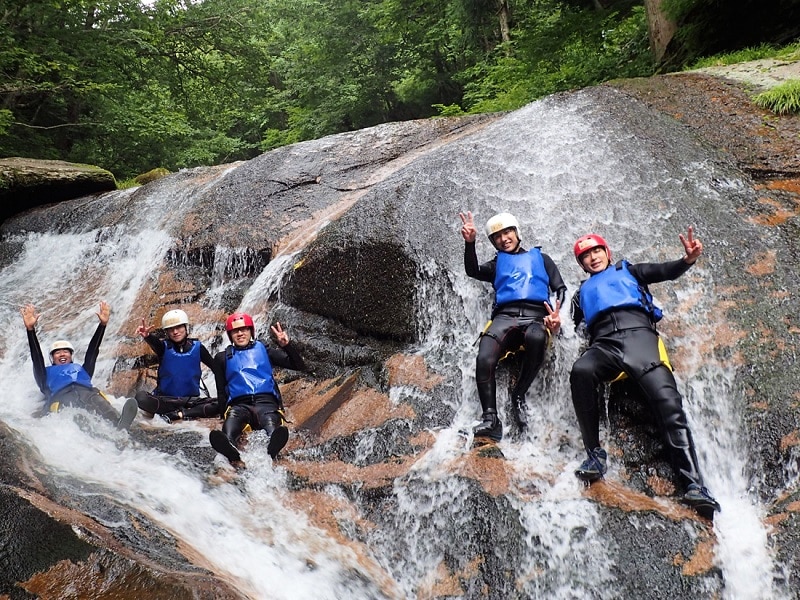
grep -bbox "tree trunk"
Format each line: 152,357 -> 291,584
644,0 -> 677,64
497,0 -> 511,45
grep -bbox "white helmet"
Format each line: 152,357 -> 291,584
485,212 -> 520,240
50,340 -> 74,356
161,309 -> 189,329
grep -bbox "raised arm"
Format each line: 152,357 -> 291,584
83,301 -> 110,377
21,304 -> 47,394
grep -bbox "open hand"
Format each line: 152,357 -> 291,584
96,301 -> 111,325
20,304 -> 39,330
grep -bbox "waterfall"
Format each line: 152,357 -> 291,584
0,87 -> 790,599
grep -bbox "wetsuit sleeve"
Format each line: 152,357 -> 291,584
464,241 -> 496,283
82,323 -> 106,379
542,253 -> 567,306
213,351 -> 229,415
144,334 -> 164,358
199,343 -> 215,369
26,329 -> 48,395
570,287 -> 585,330
629,258 -> 692,285
266,341 -> 306,372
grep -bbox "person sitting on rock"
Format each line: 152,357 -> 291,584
459,210 -> 566,442
135,309 -> 219,423
21,301 -> 137,430
209,313 -> 306,468
569,227 -> 720,518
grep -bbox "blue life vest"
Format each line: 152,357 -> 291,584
494,248 -> 550,306
579,260 -> 663,328
225,341 -> 277,403
46,363 -> 94,396
157,340 -> 202,397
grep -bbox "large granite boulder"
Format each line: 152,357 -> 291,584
0,157 -> 116,223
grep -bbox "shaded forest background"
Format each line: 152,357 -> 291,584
2,0 -> 799,180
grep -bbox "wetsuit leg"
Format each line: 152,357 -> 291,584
253,396 -> 288,458
475,314 -> 521,414
221,404 -> 253,445
57,385 -> 121,425
570,340 -> 624,451
511,321 -> 548,398
622,329 -> 705,490
182,397 -> 220,419
135,390 -> 185,415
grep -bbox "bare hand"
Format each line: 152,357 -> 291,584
271,321 -> 289,347
679,226 -> 703,264
96,301 -> 111,326
136,318 -> 153,338
459,211 -> 477,243
21,304 -> 39,330
543,300 -> 561,334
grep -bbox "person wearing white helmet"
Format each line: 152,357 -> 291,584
134,308 -> 218,423
21,302 -> 138,430
458,211 -> 567,442
569,228 -> 720,518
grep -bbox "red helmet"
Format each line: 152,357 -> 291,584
573,234 -> 611,263
225,313 -> 255,338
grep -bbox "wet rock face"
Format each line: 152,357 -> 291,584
284,237 -> 416,341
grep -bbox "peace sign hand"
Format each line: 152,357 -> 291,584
679,226 -> 703,264
271,322 -> 289,347
459,211 -> 477,243
136,318 -> 153,338
543,300 -> 561,334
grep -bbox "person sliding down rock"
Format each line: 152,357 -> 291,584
459,210 -> 566,442
134,309 -> 219,423
21,301 -> 138,430
569,228 -> 721,519
209,313 -> 305,469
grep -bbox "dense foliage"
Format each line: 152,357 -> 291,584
0,0 -> 795,179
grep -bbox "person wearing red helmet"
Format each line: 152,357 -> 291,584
209,312 -> 306,468
569,227 -> 720,518
20,301 -> 138,430
134,308 -> 219,423
458,210 -> 567,442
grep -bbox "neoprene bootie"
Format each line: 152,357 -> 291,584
473,409 -> 503,441
510,394 -> 528,431
575,447 -> 607,482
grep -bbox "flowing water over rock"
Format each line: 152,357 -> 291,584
1,86 -> 798,599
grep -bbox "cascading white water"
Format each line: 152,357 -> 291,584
366,91 -> 785,598
0,198 -> 396,600
0,87 -> 789,599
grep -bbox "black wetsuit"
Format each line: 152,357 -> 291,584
213,339 -> 305,444
570,257 -> 705,491
464,241 -> 567,416
26,324 -> 120,423
135,334 -> 219,419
